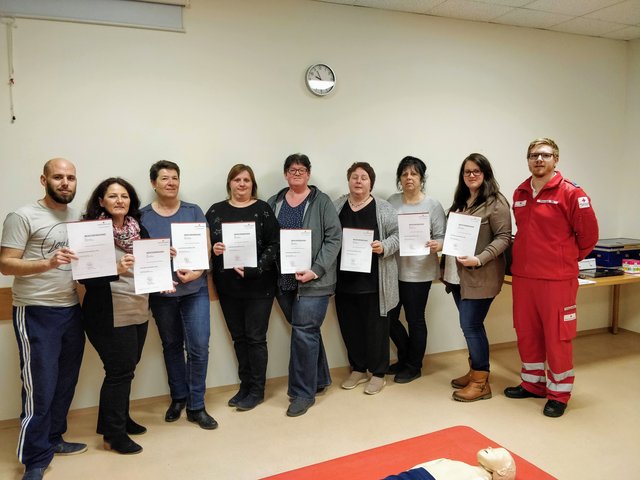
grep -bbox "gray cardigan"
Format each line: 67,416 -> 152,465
333,195 -> 399,316
268,186 -> 342,297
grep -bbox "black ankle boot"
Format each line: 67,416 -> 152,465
228,390 -> 249,407
126,417 -> 147,435
186,408 -> 218,430
165,399 -> 187,422
236,394 -> 264,411
103,434 -> 143,455
97,417 -> 147,436
387,362 -> 405,375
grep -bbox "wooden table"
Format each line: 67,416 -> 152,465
504,274 -> 640,334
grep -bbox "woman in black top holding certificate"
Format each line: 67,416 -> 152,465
81,177 -> 148,455
333,162 -> 399,396
205,164 -> 279,411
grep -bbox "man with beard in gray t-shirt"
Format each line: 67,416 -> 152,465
0,158 -> 87,480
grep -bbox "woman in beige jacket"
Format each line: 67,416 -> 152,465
445,153 -> 512,402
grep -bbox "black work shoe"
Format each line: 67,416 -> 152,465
54,441 -> 87,455
227,390 -> 249,407
165,399 -> 187,422
22,467 -> 46,480
394,368 -> 421,384
236,394 -> 264,411
186,408 -> 219,430
386,362 -> 405,375
103,434 -> 143,455
286,397 -> 315,417
504,385 -> 545,399
543,400 -> 567,418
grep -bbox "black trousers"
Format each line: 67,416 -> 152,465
335,292 -> 389,377
84,318 -> 148,437
387,281 -> 432,370
218,295 -> 273,396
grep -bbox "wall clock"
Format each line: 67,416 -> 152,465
305,63 -> 336,96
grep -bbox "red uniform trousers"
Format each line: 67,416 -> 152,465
512,276 -> 578,404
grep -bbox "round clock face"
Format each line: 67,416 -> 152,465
305,64 -> 336,96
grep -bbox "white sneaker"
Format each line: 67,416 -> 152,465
341,371 -> 369,390
364,376 -> 386,395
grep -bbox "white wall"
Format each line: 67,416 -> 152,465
619,39 -> 640,332
0,0 -> 637,421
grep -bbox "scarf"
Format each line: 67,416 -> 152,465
100,213 -> 141,253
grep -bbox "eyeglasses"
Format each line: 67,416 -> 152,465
527,152 -> 555,161
463,170 -> 482,177
287,168 -> 308,175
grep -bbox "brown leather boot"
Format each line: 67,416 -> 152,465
452,370 -> 492,402
450,358 -> 472,389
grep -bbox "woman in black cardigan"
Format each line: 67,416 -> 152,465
206,164 -> 279,411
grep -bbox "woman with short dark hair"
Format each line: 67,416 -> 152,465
267,153 -> 342,417
140,161 -> 217,429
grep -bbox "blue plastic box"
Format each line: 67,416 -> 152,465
587,238 -> 640,267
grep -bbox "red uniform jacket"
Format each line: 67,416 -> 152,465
512,171 -> 599,281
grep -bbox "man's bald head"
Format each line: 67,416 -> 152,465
43,158 -> 75,176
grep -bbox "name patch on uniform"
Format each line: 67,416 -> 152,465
564,313 -> 577,322
537,199 -> 559,204
514,200 -> 527,207
578,196 -> 590,209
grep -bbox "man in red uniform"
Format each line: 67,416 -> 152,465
504,138 -> 598,417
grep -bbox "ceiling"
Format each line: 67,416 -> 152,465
314,0 -> 640,40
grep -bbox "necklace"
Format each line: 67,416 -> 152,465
348,195 -> 371,209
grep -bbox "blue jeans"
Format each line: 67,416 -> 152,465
276,292 -> 331,400
388,281 -> 432,370
451,285 -> 494,372
149,286 -> 210,410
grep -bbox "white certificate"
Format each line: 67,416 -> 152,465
398,212 -> 431,257
67,219 -> 117,280
280,229 -> 312,274
221,222 -> 257,269
340,228 -> 374,273
442,212 -> 481,257
133,238 -> 174,294
171,222 -> 209,271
